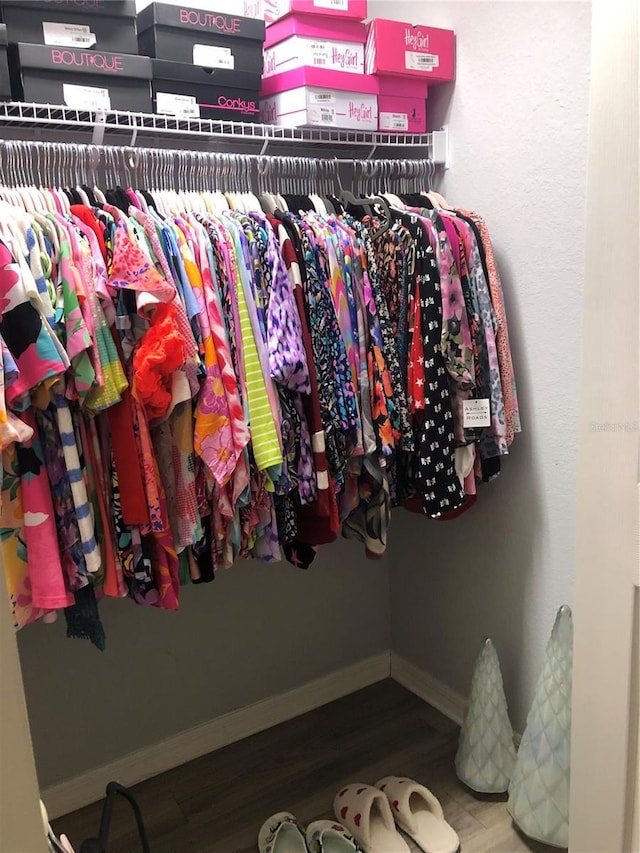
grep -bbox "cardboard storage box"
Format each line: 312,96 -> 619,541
261,66 -> 377,130
366,19 -> 454,83
138,3 -> 264,75
152,58 -> 260,121
0,24 -> 9,100
265,0 -> 367,25
376,75 -> 427,132
0,0 -> 138,55
10,43 -> 152,112
264,16 -> 365,76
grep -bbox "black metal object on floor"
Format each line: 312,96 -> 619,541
78,782 -> 151,853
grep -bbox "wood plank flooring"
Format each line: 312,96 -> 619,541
52,680 -> 561,853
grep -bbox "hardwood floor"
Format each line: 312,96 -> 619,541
52,680 -> 560,853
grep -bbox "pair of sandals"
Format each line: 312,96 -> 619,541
258,777 -> 459,853
258,813 -> 362,853
334,778 -> 459,853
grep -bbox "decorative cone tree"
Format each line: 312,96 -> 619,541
455,638 -> 516,793
507,605 -> 573,848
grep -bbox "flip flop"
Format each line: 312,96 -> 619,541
306,819 -> 363,852
258,811 -> 307,853
376,777 -> 460,853
333,783 -> 410,852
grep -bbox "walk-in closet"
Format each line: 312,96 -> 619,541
0,1 -> 638,852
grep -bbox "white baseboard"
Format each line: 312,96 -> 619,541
390,652 -> 468,727
391,654 -> 521,745
44,652 -> 516,820
42,651 -> 391,820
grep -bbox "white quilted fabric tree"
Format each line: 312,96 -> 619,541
455,638 -> 516,793
507,606 -> 573,848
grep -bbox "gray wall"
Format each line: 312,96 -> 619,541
376,0 -> 592,730
18,543 -> 390,788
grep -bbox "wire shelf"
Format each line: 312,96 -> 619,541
0,101 -> 440,151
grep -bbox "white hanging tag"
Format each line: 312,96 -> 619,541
463,399 -> 491,428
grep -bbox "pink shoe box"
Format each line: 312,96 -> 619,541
261,66 -> 377,129
264,16 -> 365,76
366,18 -> 454,83
264,0 -> 367,26
376,75 -> 427,133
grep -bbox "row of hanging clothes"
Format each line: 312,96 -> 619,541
0,141 -> 520,648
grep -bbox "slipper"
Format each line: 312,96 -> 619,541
376,777 -> 459,853
333,783 -> 410,852
307,819 -> 363,852
258,811 -> 307,853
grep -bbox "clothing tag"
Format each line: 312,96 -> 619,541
405,51 -> 440,72
63,83 -> 111,111
43,21 -> 96,48
463,398 -> 491,428
156,92 -> 200,119
379,111 -> 409,131
314,0 -> 349,9
310,90 -> 335,104
193,44 -> 235,69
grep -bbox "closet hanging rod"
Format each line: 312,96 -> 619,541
0,139 -> 435,167
0,140 -> 439,198
0,102 -> 448,161
0,139 -> 437,178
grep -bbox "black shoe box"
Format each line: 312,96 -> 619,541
0,1 -> 138,55
10,43 -> 152,112
152,59 -> 260,121
138,3 -> 264,76
0,24 -> 9,100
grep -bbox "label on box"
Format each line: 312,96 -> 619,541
63,83 -> 111,111
310,90 -> 335,104
463,398 -> 491,428
309,42 -> 330,67
156,92 -> 200,119
405,51 -> 440,72
193,44 -> 235,69
309,106 -> 336,125
313,0 -> 349,8
380,111 -> 408,131
43,21 -> 96,48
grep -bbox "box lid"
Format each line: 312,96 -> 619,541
261,66 -> 377,96
152,58 -> 260,90
138,0 -> 265,17
138,3 -> 265,43
375,75 -> 428,98
264,14 -> 365,48
0,0 -> 136,19
265,0 -> 367,26
368,18 -> 454,38
14,43 -> 152,78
